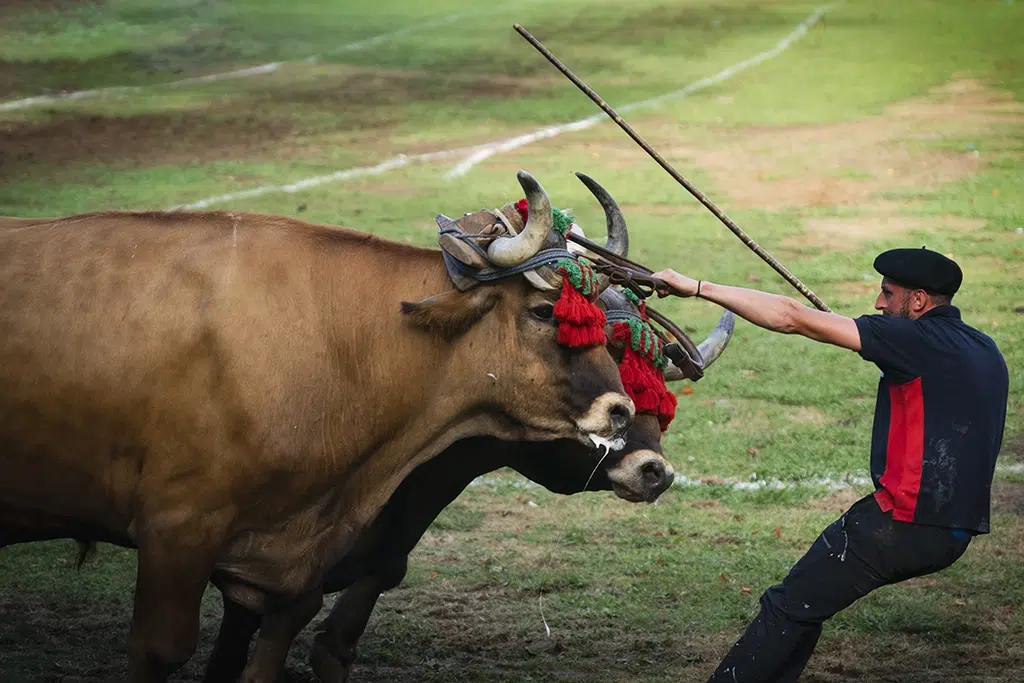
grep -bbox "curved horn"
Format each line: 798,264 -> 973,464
575,172 -> 628,257
487,170 -> 552,267
663,310 -> 736,381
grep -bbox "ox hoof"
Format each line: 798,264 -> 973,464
310,640 -> 353,683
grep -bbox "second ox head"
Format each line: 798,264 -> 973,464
510,174 -> 735,503
399,170 -> 634,448
597,287 -> 734,501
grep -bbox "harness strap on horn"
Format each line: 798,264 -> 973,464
619,288 -> 705,381
439,244 -> 576,282
436,215 -> 606,348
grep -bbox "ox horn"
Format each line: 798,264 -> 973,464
575,172 -> 628,257
663,310 -> 736,381
487,171 -> 552,267
574,172 -> 628,292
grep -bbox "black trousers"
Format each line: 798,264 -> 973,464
707,494 -> 972,683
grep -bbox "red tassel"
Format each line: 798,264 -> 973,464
554,276 -> 606,348
558,324 -> 606,348
513,203 -> 607,349
515,198 -> 530,224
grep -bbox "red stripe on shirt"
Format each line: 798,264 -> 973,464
879,377 -> 925,522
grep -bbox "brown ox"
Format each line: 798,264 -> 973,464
201,184 -> 736,683
0,171 -> 635,682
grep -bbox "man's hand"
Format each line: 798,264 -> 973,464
652,269 -> 699,298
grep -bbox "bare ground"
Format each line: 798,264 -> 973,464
0,111 -> 301,170
2,519 -> 1021,683
0,0 -> 99,16
0,65 -> 557,175
592,79 -> 1022,250
670,79 -> 1023,211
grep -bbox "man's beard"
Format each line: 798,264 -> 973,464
884,299 -> 912,319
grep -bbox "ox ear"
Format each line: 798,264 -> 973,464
401,288 -> 501,339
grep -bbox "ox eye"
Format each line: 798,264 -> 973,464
530,303 -> 555,321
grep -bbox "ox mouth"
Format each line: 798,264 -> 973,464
586,433 -> 626,452
610,482 -> 648,503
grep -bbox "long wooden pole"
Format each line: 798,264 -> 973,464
513,24 -> 832,312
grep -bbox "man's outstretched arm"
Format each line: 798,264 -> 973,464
653,269 -> 862,351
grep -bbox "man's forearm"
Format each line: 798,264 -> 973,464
698,281 -> 805,334
652,268 -> 862,349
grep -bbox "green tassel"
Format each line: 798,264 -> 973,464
555,258 -> 583,290
556,257 -> 601,298
622,317 -> 668,370
552,208 -> 575,237
627,318 -> 643,350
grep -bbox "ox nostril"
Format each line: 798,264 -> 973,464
608,403 -> 632,433
641,460 -> 666,487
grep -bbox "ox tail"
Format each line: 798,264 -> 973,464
74,540 -> 97,569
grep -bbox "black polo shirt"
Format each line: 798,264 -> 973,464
854,305 -> 1008,533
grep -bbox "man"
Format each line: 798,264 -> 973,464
652,247 -> 1009,683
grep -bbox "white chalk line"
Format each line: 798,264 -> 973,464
674,472 -> 874,493
469,472 -> 875,493
445,2 -> 838,178
169,145 -> 485,210
321,12 -> 465,56
169,3 -> 838,211
470,463 -> 1023,495
677,463 -> 1024,493
0,12 -> 467,112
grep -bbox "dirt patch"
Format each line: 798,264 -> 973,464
349,580 -> 719,683
785,406 -> 828,425
0,0 -> 99,15
787,213 -> 985,252
0,65 -> 557,174
0,111 -> 302,174
805,631 -> 1024,683
666,79 -> 1022,212
1002,434 -> 1024,463
991,482 -> 1024,517
563,79 -> 1021,251
276,66 -> 560,107
809,489 -> 865,515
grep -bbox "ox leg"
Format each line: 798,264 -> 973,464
128,541 -> 216,682
203,598 -> 262,683
239,588 -> 324,683
310,559 -> 409,683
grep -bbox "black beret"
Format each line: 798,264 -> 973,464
873,247 -> 962,296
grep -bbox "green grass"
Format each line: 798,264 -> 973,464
1,0 -> 1023,681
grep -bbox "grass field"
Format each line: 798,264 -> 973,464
1,0 -> 1023,681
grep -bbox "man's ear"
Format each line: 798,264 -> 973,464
911,289 -> 930,312
401,288 -> 501,339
